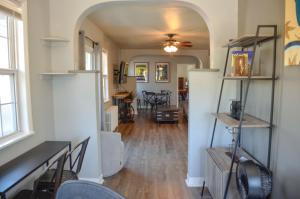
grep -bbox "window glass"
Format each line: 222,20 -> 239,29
0,75 -> 15,104
101,50 -> 109,102
0,37 -> 9,69
102,51 -> 108,75
0,74 -> 17,136
0,12 -> 9,69
85,52 -> 92,70
0,12 -> 8,37
17,20 -> 25,70
103,77 -> 109,102
1,103 -> 17,136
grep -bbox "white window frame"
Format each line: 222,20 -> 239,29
0,13 -> 19,138
0,3 -> 34,150
101,49 -> 109,103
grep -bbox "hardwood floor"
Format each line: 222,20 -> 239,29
103,110 -> 212,199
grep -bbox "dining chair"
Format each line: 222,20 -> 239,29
56,180 -> 125,199
36,137 -> 90,192
166,90 -> 172,106
13,150 -> 68,199
141,90 -> 149,110
146,92 -> 157,112
160,90 -> 169,106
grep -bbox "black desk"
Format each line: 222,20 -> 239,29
0,141 -> 71,199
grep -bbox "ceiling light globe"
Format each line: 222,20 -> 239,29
164,45 -> 178,53
170,45 -> 178,52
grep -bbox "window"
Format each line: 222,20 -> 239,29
84,38 -> 95,70
102,50 -> 109,102
0,10 -> 24,138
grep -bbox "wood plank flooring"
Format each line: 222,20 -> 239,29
103,110 -> 212,199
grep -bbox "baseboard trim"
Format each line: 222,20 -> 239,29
185,175 -> 204,187
79,175 -> 104,184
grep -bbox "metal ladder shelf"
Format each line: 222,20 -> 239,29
208,25 -> 278,199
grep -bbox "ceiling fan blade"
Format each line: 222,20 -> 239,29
176,41 -> 192,47
180,44 -> 193,48
179,41 -> 192,45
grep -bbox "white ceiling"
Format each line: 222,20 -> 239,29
88,2 -> 209,50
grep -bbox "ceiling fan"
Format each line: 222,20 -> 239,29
162,34 -> 193,53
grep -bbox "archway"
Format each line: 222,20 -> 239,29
72,1 -> 214,190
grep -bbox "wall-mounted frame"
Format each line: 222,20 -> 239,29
285,0 -> 300,66
155,62 -> 170,83
134,62 -> 149,83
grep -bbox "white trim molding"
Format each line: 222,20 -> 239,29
0,131 -> 34,151
185,175 -> 204,187
79,175 -> 104,184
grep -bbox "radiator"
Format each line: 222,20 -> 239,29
105,106 -> 118,131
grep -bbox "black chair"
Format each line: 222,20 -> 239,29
13,150 -> 68,199
142,90 -> 149,110
146,92 -> 157,112
37,137 -> 90,192
160,90 -> 169,107
165,90 -> 172,106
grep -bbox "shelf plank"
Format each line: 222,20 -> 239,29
41,37 -> 69,42
223,35 -> 275,48
68,70 -> 100,73
211,113 -> 270,128
40,72 -> 76,76
223,75 -> 279,80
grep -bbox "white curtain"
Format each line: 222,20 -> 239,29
94,43 -> 106,131
78,31 -> 85,70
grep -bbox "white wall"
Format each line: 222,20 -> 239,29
52,74 -> 102,181
187,70 -> 235,185
80,18 -> 121,108
128,55 -> 198,106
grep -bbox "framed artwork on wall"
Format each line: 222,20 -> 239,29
285,0 -> 300,66
134,62 -> 149,83
155,62 -> 170,83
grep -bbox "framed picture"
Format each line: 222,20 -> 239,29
134,62 -> 149,83
155,62 -> 170,83
285,0 -> 300,66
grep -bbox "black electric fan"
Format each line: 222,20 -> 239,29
236,160 -> 272,199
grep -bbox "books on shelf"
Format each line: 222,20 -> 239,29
231,51 -> 254,76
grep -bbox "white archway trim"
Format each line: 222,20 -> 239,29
72,0 -> 213,69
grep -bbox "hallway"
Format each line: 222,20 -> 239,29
103,112 -> 211,199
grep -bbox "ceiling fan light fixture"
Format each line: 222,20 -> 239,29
164,45 -> 178,53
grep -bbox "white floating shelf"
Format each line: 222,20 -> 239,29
40,72 -> 76,76
41,37 -> 69,42
223,75 -> 279,80
68,70 -> 100,73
